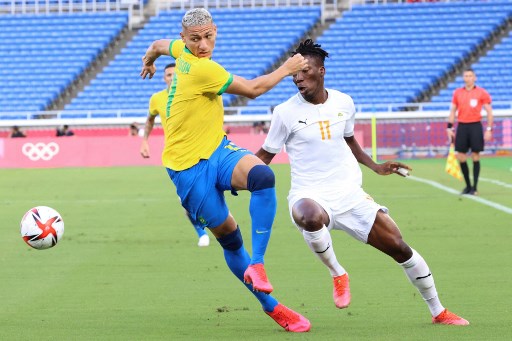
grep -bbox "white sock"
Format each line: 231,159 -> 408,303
303,226 -> 346,277
399,249 -> 445,317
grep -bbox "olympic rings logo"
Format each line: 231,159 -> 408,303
22,142 -> 60,161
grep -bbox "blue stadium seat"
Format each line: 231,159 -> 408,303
0,12 -> 129,113
247,1 -> 510,108
66,7 -> 321,112
430,30 -> 512,105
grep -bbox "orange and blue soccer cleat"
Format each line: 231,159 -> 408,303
432,309 -> 469,325
333,273 -> 351,309
265,303 -> 311,332
244,263 -> 273,294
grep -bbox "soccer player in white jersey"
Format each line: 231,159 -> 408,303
256,39 -> 469,326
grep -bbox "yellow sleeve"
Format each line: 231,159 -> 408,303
148,93 -> 159,116
196,59 -> 233,95
169,39 -> 185,59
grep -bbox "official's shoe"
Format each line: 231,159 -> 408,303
197,234 -> 210,247
469,187 -> 478,196
265,303 -> 311,332
432,309 -> 469,325
244,264 -> 273,293
333,273 -> 351,309
461,187 -> 472,195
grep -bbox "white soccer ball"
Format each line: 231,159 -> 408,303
20,206 -> 65,250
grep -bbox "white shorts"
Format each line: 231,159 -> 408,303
288,189 -> 388,243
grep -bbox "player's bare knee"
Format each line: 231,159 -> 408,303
247,165 -> 275,192
295,210 -> 324,231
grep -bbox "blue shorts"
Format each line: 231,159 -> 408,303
166,137 -> 253,229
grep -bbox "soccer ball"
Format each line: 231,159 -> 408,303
20,206 -> 64,250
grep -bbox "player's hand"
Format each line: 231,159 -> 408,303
375,161 -> 412,177
140,140 -> 150,158
140,56 -> 157,79
283,53 -> 309,75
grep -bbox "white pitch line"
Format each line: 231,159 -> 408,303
479,177 -> 512,189
407,175 -> 512,215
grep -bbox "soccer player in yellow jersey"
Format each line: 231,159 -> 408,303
141,62 -> 210,248
140,8 -> 310,332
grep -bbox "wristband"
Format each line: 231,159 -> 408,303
447,122 -> 453,129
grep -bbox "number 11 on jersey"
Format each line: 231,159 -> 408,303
318,120 -> 331,140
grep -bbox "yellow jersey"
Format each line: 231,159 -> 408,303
148,88 -> 169,135
162,39 -> 233,171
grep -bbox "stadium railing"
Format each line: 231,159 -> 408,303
0,107 -> 273,125
0,0 -> 145,21
155,0 -> 335,23
1,106 -> 510,160
349,0 -> 490,5
2,101 -> 511,121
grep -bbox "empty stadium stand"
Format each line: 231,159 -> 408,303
64,6 -> 321,116
246,1 -> 512,111
0,12 -> 129,118
1,1 -> 511,122
430,30 -> 512,109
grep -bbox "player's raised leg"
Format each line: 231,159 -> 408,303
231,155 -> 277,294
368,211 -> 469,325
292,198 -> 350,309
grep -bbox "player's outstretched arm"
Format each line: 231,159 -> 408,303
344,136 -> 411,177
140,115 -> 156,158
226,54 -> 308,99
140,39 -> 172,79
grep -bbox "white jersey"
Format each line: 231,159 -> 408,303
263,89 -> 364,213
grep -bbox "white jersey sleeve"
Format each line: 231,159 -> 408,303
262,103 -> 290,154
344,97 -> 357,137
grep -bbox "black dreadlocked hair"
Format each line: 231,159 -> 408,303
293,39 -> 329,64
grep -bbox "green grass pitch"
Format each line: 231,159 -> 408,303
1,158 -> 511,340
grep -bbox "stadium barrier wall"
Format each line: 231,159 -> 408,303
0,134 -> 278,168
0,131 -> 365,169
2,110 -> 510,166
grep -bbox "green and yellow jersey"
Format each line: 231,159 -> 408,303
149,88 -> 169,135
162,39 -> 233,171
